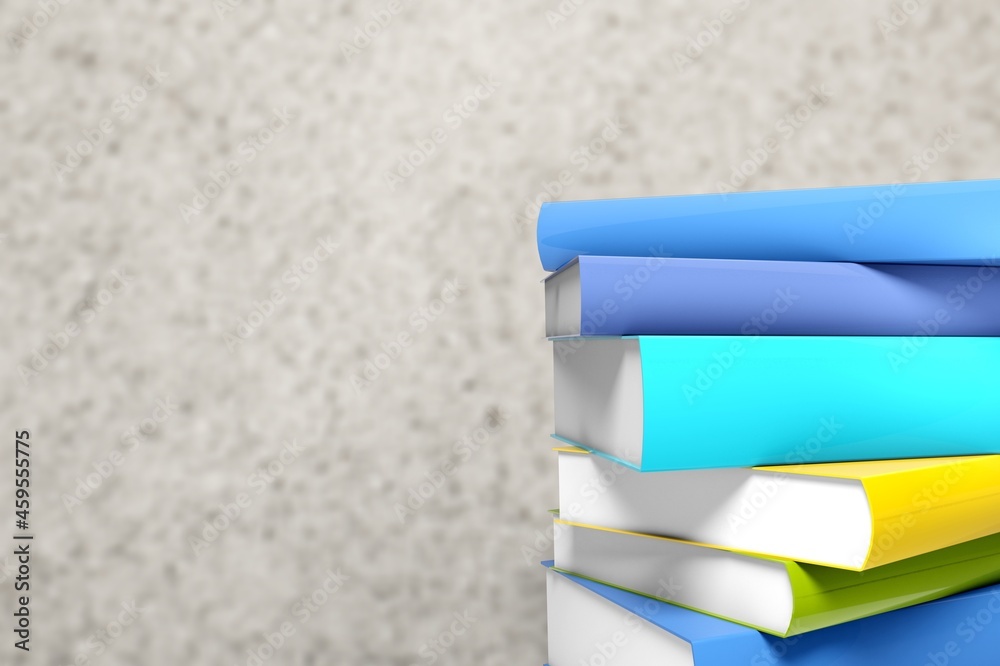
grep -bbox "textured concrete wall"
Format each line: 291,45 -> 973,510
1,1 -> 997,664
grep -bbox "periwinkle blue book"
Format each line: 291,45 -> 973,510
545,564 -> 1000,666
536,179 -> 1000,271
546,256 -> 1000,337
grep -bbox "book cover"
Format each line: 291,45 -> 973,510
545,256 -> 1000,337
546,563 -> 1000,666
557,448 -> 1000,570
537,178 -> 1000,271
553,519 -> 1000,636
553,336 -> 1000,470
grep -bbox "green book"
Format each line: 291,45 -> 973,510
553,518 -> 1000,636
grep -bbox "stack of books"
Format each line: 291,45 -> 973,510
536,179 -> 1000,665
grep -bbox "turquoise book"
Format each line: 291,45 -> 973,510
553,336 -> 1000,470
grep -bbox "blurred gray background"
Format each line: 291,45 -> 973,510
1,1 -> 997,664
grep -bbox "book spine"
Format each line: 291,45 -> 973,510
575,258 -> 1000,336
537,179 -> 1000,270
760,585 -> 1000,664
862,457 -> 1000,568
637,336 -> 1000,470
552,565 -> 1000,665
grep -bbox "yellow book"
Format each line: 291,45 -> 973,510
557,446 -> 1000,570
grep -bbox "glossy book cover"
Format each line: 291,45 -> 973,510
546,564 -> 1000,666
537,178 -> 1000,271
544,256 -> 1000,337
552,520 -> 1000,636
553,336 -> 1000,471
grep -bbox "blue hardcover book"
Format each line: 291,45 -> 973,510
554,336 -> 1000,470
546,563 -> 1000,666
536,179 -> 1000,271
545,256 -> 1000,337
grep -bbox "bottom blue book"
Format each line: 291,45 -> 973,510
544,562 -> 1000,666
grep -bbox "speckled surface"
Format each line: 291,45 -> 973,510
1,1 -> 998,663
